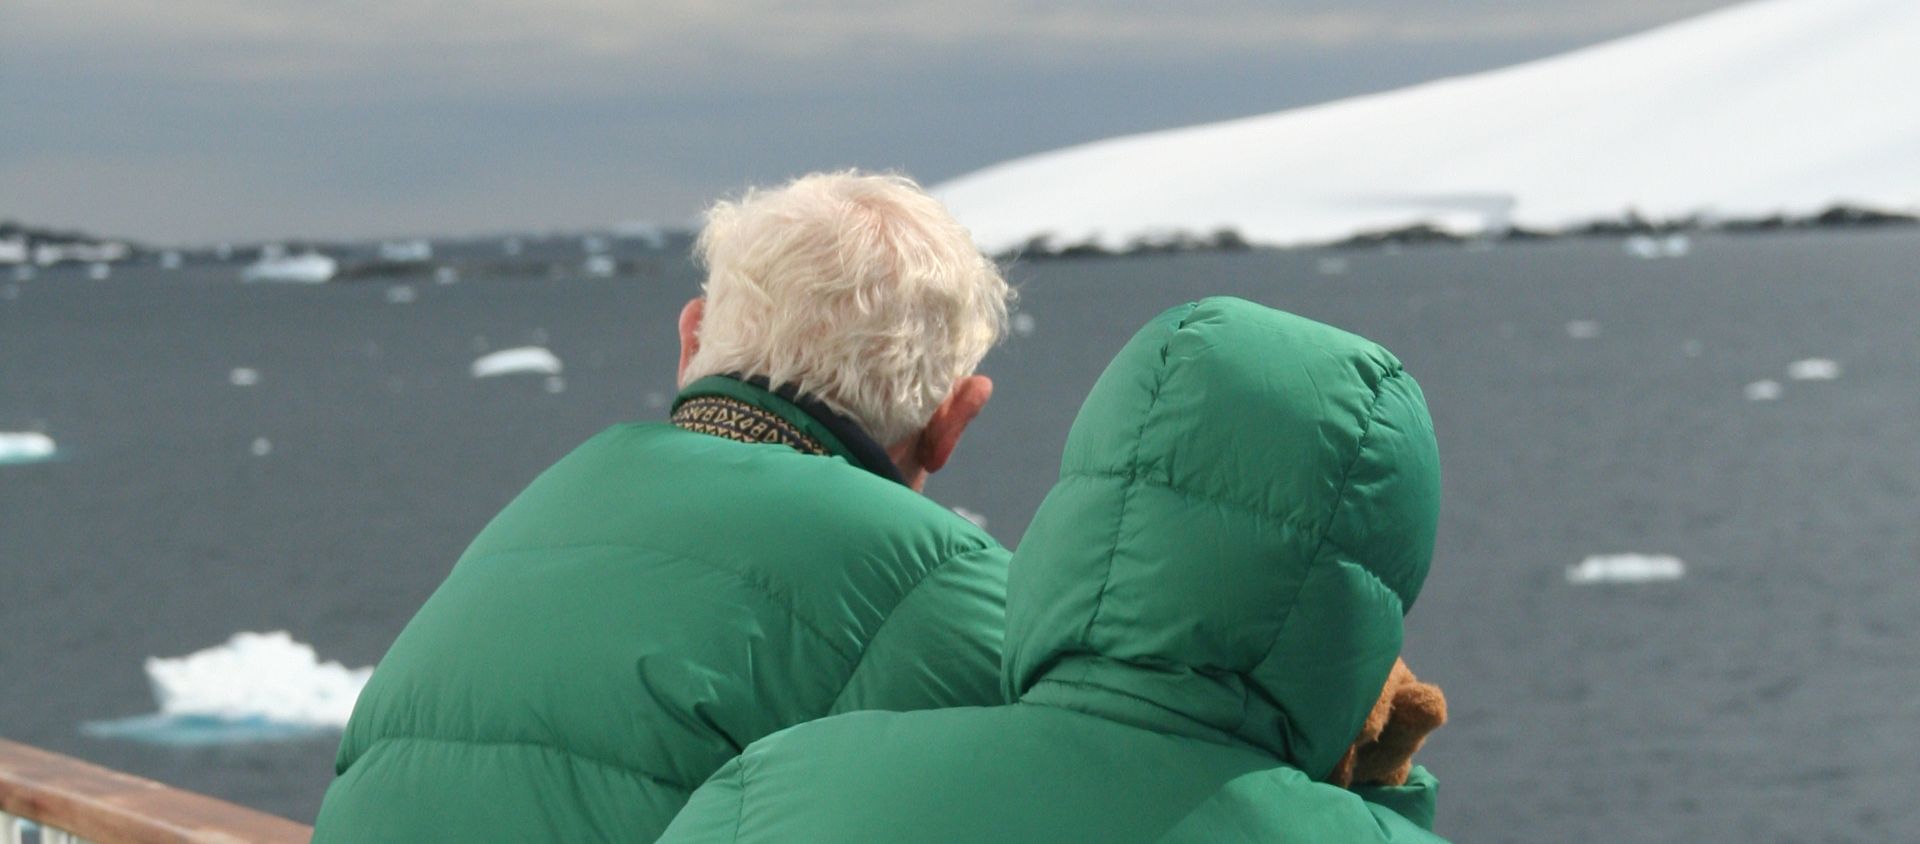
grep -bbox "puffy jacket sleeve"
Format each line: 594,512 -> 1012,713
827,546 -> 1009,714
1353,764 -> 1440,832
657,755 -> 747,843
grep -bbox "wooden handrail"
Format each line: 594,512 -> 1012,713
0,739 -> 311,844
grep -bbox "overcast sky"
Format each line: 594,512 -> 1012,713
0,0 -> 1742,243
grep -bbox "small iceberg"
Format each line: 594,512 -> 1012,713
1565,320 -> 1601,340
584,255 -> 617,277
1624,234 -> 1691,259
1567,553 -> 1685,585
472,346 -> 563,378
378,239 -> 433,263
1786,358 -> 1841,380
229,367 -> 260,387
1010,312 -> 1037,338
243,252 -> 337,284
1744,379 -> 1783,401
0,431 -> 57,464
83,631 -> 371,745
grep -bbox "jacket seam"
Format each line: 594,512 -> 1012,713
1052,470 -> 1326,533
1080,304 -> 1199,653
358,734 -> 696,793
826,543 -> 1000,709
455,542 -> 862,665
1240,365 -> 1403,737
731,747 -> 752,842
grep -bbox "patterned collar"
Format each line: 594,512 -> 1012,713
670,374 -> 907,486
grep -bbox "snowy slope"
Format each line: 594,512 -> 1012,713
934,0 -> 1920,251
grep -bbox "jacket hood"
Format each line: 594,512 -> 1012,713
1004,297 -> 1441,780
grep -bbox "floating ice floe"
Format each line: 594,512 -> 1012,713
88,263 -> 112,280
83,631 -> 372,745
1567,553 -> 1686,585
584,255 -> 617,277
1010,312 -> 1037,337
472,346 -> 563,378
1624,234 -> 1692,259
434,266 -> 459,285
379,239 -> 433,263
1316,257 -> 1350,276
1786,358 -> 1841,380
385,285 -> 417,304
159,251 -> 184,270
250,437 -> 273,457
1744,379 -> 1783,401
229,367 -> 260,387
952,506 -> 989,529
1565,320 -> 1601,340
243,252 -> 337,284
0,431 -> 57,464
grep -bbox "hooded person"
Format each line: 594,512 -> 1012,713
656,296 -> 1448,843
312,172 -> 1015,842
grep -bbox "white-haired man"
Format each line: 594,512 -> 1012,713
314,171 -> 1014,842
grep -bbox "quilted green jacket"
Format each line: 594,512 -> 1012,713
658,297 -> 1447,843
312,375 -> 1008,842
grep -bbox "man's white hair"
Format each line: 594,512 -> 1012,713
684,170 -> 1012,446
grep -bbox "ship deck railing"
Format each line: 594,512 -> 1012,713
0,738 -> 310,843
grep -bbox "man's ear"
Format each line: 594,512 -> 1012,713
917,375 -> 993,475
676,298 -> 704,384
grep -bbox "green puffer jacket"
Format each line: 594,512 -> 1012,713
658,297 -> 1447,843
312,375 -> 1009,843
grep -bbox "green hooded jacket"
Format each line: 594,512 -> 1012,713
312,375 -> 1009,843
657,297 -> 1447,843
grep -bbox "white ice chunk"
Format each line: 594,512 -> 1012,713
250,437 -> 273,457
434,266 -> 459,285
0,431 -> 57,463
1565,320 -> 1601,339
1567,553 -> 1686,585
243,252 -> 336,284
584,255 -> 617,277
1011,312 -> 1037,337
143,631 -> 371,729
472,346 -> 563,378
952,506 -> 989,529
229,367 -> 260,387
1662,234 -> 1692,257
88,263 -> 111,280
1786,358 -> 1841,380
1744,379 -> 1783,401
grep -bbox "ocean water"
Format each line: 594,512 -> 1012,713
2,230 -> 1917,842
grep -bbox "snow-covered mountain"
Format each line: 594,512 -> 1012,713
934,0 -> 1920,251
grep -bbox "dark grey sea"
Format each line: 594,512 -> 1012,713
3,230 -> 1917,842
